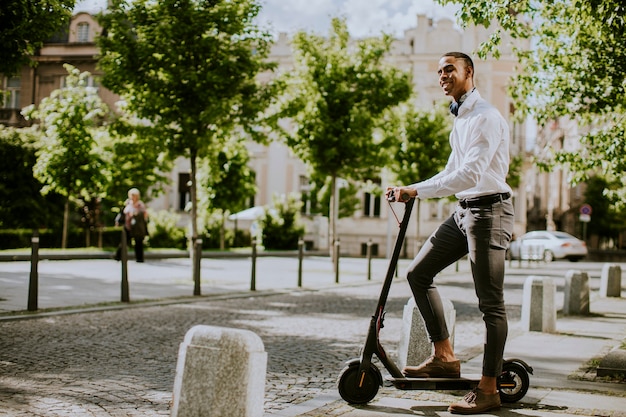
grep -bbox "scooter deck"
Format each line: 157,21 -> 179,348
385,374 -> 481,391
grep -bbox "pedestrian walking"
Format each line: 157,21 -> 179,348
115,188 -> 149,262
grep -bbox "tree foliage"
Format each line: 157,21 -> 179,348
261,193 -> 305,250
440,0 -> 626,203
270,18 -> 412,247
382,101 -> 451,187
103,112 -> 172,208
583,175 -> 626,248
273,18 -> 412,181
305,176 -> 361,219
97,0 -> 275,289
197,136 -> 256,214
22,64 -> 110,247
0,126 -> 64,229
0,0 -> 75,76
196,135 -> 256,249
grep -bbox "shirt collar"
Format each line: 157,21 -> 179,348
450,87 -> 477,117
458,87 -> 476,106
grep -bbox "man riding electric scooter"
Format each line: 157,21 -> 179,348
386,51 -> 515,414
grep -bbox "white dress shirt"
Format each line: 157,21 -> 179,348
411,89 -> 512,200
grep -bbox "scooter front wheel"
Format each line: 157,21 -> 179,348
337,361 -> 381,404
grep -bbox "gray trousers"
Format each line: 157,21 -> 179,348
406,199 -> 514,377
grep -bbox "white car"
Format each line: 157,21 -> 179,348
509,230 -> 588,262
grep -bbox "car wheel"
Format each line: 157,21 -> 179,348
543,250 -> 554,262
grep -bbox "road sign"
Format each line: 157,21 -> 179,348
580,204 -> 592,215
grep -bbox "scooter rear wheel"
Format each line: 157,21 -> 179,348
498,361 -> 530,403
337,362 -> 381,404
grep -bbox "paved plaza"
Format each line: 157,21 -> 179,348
1,255 -> 626,416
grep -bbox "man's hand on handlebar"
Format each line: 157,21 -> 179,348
385,186 -> 417,202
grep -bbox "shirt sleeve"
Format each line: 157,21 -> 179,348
410,109 -> 504,199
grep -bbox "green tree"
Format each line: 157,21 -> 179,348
22,64 -> 109,248
382,100 -> 452,240
270,18 -> 412,254
97,0 -> 275,294
261,193 -> 305,250
197,135 -> 256,249
0,0 -> 75,76
583,176 -> 626,248
306,176 -> 361,219
383,101 -> 452,186
440,0 -> 626,204
0,126 -> 64,229
103,112 -> 172,209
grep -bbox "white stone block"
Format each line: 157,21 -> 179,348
397,297 -> 456,369
171,325 -> 267,417
600,264 -> 622,298
521,275 -> 556,333
563,270 -> 590,315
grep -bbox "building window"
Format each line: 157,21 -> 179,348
178,173 -> 191,211
77,22 -> 90,42
361,242 -> 379,257
363,180 -> 381,218
2,77 -> 21,109
61,74 -> 99,90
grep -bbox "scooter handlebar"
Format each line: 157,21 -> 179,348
387,190 -> 412,202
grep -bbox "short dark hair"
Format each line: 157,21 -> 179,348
442,52 -> 474,72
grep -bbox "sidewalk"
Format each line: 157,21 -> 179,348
0,250 -> 395,314
278,262 -> 626,417
286,294 -> 626,417
1,254 -> 625,416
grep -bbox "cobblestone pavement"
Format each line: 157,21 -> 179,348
0,268 -> 511,417
3,259 -> 615,417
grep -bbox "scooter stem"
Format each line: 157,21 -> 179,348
360,199 -> 415,378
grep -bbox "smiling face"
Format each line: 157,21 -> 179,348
437,55 -> 474,102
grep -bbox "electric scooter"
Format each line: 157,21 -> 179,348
337,193 -> 533,405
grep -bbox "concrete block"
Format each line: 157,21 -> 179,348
397,297 -> 456,369
521,276 -> 556,333
171,325 -> 267,417
600,264 -> 622,298
597,348 -> 626,378
563,270 -> 590,315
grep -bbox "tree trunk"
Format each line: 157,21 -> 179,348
62,198 -> 69,249
219,212 -> 226,250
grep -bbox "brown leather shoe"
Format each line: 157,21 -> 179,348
402,356 -> 461,378
448,388 -> 501,414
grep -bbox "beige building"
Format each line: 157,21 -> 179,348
261,15 -> 532,256
525,117 -> 586,236
1,13 -> 117,127
2,12 -> 550,256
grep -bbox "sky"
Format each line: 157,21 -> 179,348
74,0 -> 459,38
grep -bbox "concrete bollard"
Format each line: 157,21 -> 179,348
521,276 -> 556,333
171,325 -> 267,417
563,270 -> 590,315
600,264 -> 622,298
397,297 -> 456,370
